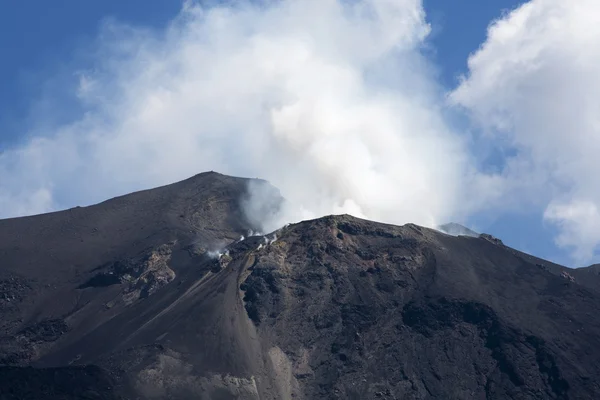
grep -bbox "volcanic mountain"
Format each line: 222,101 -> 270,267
1,172 -> 600,399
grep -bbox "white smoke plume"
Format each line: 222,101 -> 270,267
0,0 -> 482,234
437,223 -> 479,238
5,0 -> 600,263
207,249 -> 229,260
265,233 -> 278,245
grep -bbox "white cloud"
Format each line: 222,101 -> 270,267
545,200 -> 600,262
451,0 -> 600,262
0,0 -> 483,232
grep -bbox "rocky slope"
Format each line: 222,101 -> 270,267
1,172 -> 599,399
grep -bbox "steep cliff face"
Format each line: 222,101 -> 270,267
236,216 -> 600,399
1,173 -> 600,399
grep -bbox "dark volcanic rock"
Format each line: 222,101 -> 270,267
80,244 -> 176,304
1,173 -> 600,399
0,274 -> 30,306
0,365 -> 122,400
237,215 -> 600,399
18,319 -> 69,343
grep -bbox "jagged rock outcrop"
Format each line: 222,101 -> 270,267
80,244 -> 176,306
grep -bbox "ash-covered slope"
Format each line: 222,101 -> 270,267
1,173 -> 600,399
0,171 -> 272,334
0,172 -> 281,398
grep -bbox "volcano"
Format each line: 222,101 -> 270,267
1,172 -> 599,399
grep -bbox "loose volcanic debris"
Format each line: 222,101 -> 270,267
79,244 -> 176,305
0,274 -> 30,306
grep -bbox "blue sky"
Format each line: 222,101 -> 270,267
1,0 -> 597,267
1,0 -> 526,146
0,1 -> 180,145
0,0 -> 522,140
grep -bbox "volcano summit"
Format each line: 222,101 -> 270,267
1,172 -> 599,399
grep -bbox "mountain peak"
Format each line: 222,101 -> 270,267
437,222 -> 479,237
1,173 -> 600,399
